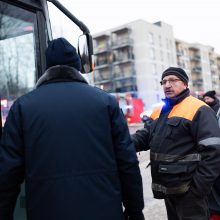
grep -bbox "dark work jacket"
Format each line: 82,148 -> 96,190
0,65 -> 144,220
132,89 -> 220,199
209,98 -> 220,114
208,98 -> 220,214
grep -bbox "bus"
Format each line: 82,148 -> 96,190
0,0 -> 94,219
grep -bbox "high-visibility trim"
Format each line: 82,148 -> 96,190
150,96 -> 207,121
150,152 -> 201,162
152,182 -> 190,195
199,137 -> 220,146
150,106 -> 162,120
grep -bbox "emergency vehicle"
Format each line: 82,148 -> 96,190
113,93 -> 144,123
0,0 -> 93,219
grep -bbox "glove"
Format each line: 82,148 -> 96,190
124,211 -> 145,220
144,116 -> 153,128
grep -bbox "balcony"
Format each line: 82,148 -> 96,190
210,59 -> 215,65
94,45 -> 111,55
94,70 -> 113,83
94,57 -> 112,70
176,50 -> 184,56
94,78 -> 112,84
113,58 -> 134,65
114,74 -> 136,81
111,26 -> 131,34
93,34 -> 109,40
95,81 -> 114,93
190,55 -> 201,62
177,61 -> 186,68
115,85 -> 137,93
94,63 -> 111,70
114,76 -> 136,89
192,67 -> 202,73
192,79 -> 203,86
111,38 -> 134,49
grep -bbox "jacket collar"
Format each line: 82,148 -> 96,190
162,88 -> 190,113
36,65 -> 88,88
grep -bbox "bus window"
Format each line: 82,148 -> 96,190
0,2 -> 37,126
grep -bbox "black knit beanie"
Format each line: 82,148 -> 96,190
162,67 -> 189,84
203,90 -> 216,99
45,37 -> 82,71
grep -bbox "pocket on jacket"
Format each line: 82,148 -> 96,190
166,117 -> 183,140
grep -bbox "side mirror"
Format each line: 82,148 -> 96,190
78,33 -> 94,73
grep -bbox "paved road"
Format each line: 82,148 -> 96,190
129,123 -> 167,220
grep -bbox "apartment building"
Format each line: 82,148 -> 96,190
176,39 -> 220,95
93,19 -> 177,110
93,19 -> 220,109
218,57 -> 220,83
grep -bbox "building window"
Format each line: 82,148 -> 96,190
148,32 -> 154,45
158,35 -> 162,47
169,40 -> 173,51
154,78 -> 159,90
166,38 -> 169,50
167,52 -> 171,65
160,50 -> 164,61
150,48 -> 156,60
151,63 -> 157,75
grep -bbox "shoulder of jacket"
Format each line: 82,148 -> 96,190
169,96 -> 208,121
186,95 -> 207,106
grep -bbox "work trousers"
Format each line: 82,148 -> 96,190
165,190 -> 210,220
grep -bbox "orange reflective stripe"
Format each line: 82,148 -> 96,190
150,96 -> 208,121
150,106 -> 162,120
168,96 -> 207,121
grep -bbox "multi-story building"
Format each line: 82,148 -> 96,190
92,19 -> 220,110
176,39 -> 220,95
217,57 -> 220,85
209,49 -> 220,92
93,19 -> 177,110
175,39 -> 192,87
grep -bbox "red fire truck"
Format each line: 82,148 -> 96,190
113,93 -> 144,124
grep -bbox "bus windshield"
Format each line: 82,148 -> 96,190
0,2 -> 37,125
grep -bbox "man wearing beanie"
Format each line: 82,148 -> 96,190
0,38 -> 145,220
132,66 -> 220,220
203,90 -> 220,114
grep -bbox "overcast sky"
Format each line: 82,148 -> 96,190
48,0 -> 220,53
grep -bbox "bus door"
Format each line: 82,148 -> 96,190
0,1 -> 43,219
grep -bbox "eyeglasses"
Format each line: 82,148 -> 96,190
160,79 -> 181,86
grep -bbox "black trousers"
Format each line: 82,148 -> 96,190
165,190 -> 210,220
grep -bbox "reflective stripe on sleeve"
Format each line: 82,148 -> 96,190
152,182 -> 190,195
199,137 -> 220,146
150,152 -> 201,162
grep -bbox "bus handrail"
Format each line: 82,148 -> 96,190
47,0 -> 90,34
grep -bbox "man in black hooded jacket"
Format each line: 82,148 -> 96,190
0,38 -> 145,220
